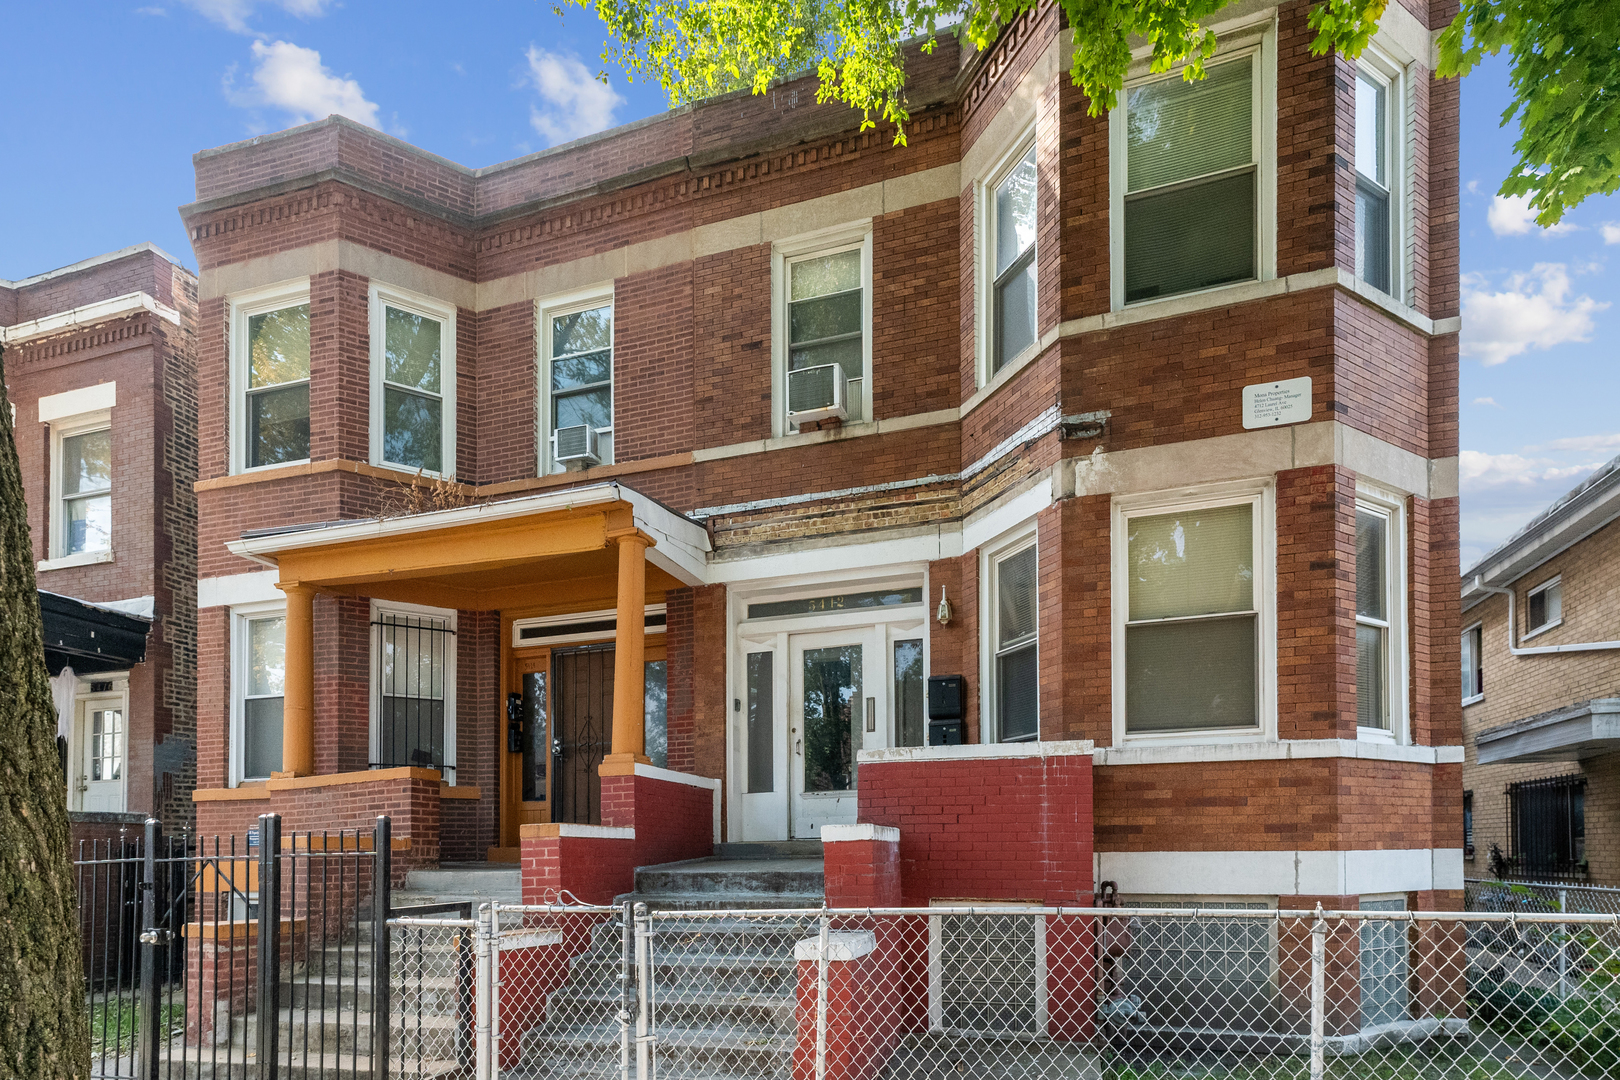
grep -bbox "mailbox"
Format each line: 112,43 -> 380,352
927,675 -> 965,745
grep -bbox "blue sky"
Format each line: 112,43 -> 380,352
1,2 -> 1614,568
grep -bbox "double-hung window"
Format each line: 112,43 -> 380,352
370,285 -> 456,476
232,282 -> 311,473
55,422 -> 112,558
1117,41 -> 1271,306
1527,577 -> 1562,636
773,226 -> 873,435
1118,489 -> 1269,737
540,293 -> 614,472
1355,506 -> 1394,732
990,143 -> 1038,372
1355,60 -> 1403,296
989,538 -> 1039,742
371,603 -> 457,782
232,604 -> 286,784
1461,624 -> 1483,703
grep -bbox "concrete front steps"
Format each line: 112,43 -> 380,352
517,853 -> 824,1079
393,862 -> 522,909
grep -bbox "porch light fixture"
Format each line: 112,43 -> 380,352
937,586 -> 952,627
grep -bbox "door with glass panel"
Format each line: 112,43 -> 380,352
77,697 -> 125,813
789,631 -> 869,839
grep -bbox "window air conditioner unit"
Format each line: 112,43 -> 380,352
554,424 -> 600,467
786,363 -> 848,426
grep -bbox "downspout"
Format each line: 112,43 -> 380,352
1471,576 -> 1620,656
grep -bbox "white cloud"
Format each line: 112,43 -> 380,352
1602,222 -> 1620,245
1539,432 -> 1620,454
135,6 -> 168,15
1472,397 -> 1501,408
233,40 -> 381,129
1458,450 -> 1610,569
1459,263 -> 1606,366
1459,450 -> 1600,491
1487,193 -> 1578,237
525,46 -> 623,146
180,0 -> 329,32
1466,179 -> 1481,195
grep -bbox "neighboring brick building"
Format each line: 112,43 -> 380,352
183,0 -> 1462,944
1,244 -> 200,833
1461,457 -> 1620,885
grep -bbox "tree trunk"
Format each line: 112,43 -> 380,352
0,341 -> 88,1079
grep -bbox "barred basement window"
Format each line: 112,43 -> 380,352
1509,774 -> 1585,878
372,609 -> 456,783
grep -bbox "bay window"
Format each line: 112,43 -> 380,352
231,281 -> 311,473
989,539 -> 1039,742
1355,491 -> 1407,740
991,143 -> 1038,372
1355,60 -> 1403,296
370,285 -> 456,476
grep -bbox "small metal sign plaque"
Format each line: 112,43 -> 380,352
1242,376 -> 1312,429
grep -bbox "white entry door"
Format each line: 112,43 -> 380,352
789,630 -> 869,839
78,701 -> 126,813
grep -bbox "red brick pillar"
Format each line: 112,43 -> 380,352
186,922 -> 256,1045
793,931 -> 894,1080
821,824 -> 901,907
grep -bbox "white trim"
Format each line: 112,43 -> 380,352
71,682 -> 132,814
1461,621 -> 1484,706
794,931 -> 877,962
368,282 -> 458,478
537,283 -> 616,475
48,410 -> 113,562
2,293 -> 179,345
1353,46 -> 1408,304
369,598 -> 458,784
228,278 -> 312,476
1091,739 -> 1462,767
634,762 -> 719,790
975,128 -> 1039,387
1355,483 -> 1409,743
1112,479 -> 1278,745
822,823 -> 900,843
1110,20 -> 1277,312
230,598 -> 288,786
771,220 -> 874,436
511,604 -> 667,648
1098,847 -> 1466,896
550,824 -> 635,840
860,739 -> 1095,764
38,383 -> 117,423
961,475 -> 1052,554
981,524 -> 1040,743
928,901 -> 1047,1036
199,570 -> 283,609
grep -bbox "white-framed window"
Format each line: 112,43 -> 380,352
1113,481 -> 1276,742
370,284 -> 456,477
982,527 -> 1039,743
1111,22 -> 1276,308
230,279 -> 311,474
230,600 -> 287,785
1461,623 -> 1483,704
1354,51 -> 1405,298
538,287 -> 614,473
977,133 -> 1039,382
1526,576 -> 1562,637
369,600 -> 457,783
49,412 -> 113,561
771,222 -> 874,435
1355,491 -> 1408,740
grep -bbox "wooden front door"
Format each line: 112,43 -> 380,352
551,644 -> 616,825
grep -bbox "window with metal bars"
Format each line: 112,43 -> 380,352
372,611 -> 456,782
1508,774 -> 1585,879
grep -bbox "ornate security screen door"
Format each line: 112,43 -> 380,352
552,643 -> 615,825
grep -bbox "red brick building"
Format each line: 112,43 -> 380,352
2,244 -> 200,833
184,0 -> 1462,921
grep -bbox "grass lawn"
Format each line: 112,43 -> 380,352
88,994 -> 186,1057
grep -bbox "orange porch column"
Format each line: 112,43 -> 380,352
276,581 -> 316,778
603,531 -> 653,770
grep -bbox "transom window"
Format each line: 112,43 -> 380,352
991,540 -> 1039,742
992,144 -> 1038,371
1123,54 -> 1259,303
789,248 -> 866,424
1527,577 -> 1562,635
58,426 -> 111,557
371,287 -> 455,476
542,299 -> 614,471
1122,498 -> 1262,735
1355,63 -> 1402,296
244,302 -> 311,470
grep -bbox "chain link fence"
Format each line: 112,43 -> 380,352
472,903 -> 1620,1080
1468,877 -> 1620,917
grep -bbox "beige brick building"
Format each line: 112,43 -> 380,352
1462,457 -> 1620,884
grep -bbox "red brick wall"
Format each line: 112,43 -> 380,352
601,771 -> 715,866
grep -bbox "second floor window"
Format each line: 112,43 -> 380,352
1527,577 -> 1562,635
1462,624 -> 1483,702
1355,63 -> 1401,296
543,299 -> 614,471
371,287 -> 455,476
1122,53 -> 1260,304
789,248 -> 865,424
992,144 -> 1038,371
245,302 -> 311,469
58,426 -> 111,557
773,226 -> 872,435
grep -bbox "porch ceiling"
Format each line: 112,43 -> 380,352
224,481 -> 708,609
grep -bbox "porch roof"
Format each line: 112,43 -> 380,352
224,481 -> 710,608
1476,698 -> 1620,765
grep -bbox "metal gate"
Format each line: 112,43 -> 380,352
551,644 -> 614,825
